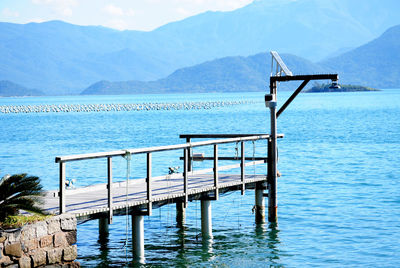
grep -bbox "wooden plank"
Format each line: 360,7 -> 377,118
44,173 -> 268,217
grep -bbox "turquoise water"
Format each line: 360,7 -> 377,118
1,90 -> 400,267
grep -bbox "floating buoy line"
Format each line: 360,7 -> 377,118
0,100 -> 257,114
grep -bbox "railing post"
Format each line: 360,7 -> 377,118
186,138 -> 192,172
183,148 -> 188,207
107,157 -> 113,224
59,162 -> 66,214
241,141 -> 245,195
214,144 -> 219,200
147,152 -> 152,216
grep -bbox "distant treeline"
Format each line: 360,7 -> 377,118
305,83 -> 379,93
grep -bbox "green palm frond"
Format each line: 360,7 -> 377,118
0,173 -> 46,222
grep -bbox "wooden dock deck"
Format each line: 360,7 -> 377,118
46,133 -> 283,259
44,173 -> 267,219
47,134 -> 282,221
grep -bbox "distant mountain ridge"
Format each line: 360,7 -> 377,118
1,0 -> 400,95
0,80 -> 44,97
320,24 -> 400,88
81,53 -> 328,94
83,23 -> 400,95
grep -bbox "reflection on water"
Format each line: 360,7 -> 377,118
201,237 -> 214,263
254,223 -> 282,266
93,222 -> 284,267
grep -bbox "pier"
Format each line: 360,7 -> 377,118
41,51 -> 339,262
43,134 -> 283,260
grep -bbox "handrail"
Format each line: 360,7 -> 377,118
55,134 -> 279,163
56,134 -> 278,216
179,133 -> 284,139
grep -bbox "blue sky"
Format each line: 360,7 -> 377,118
0,0 -> 253,31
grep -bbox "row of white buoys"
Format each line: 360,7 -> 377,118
0,100 -> 255,114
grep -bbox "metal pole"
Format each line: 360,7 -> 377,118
59,162 -> 66,214
214,144 -> 219,200
241,141 -> 245,195
268,98 -> 278,223
184,148 -> 188,206
186,138 -> 192,172
107,157 -> 113,224
147,153 -> 152,216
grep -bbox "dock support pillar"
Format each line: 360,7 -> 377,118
132,215 -> 145,262
255,184 -> 265,224
201,200 -> 212,239
98,217 -> 109,236
267,86 -> 278,223
176,201 -> 186,228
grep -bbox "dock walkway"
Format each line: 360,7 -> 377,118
44,133 -> 282,260
44,173 -> 266,219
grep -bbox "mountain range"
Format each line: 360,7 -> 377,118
83,24 -> 400,94
82,53 -> 327,94
1,0 -> 400,95
321,24 -> 400,88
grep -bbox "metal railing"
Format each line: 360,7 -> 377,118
55,134 -> 279,221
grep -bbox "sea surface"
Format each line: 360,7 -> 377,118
1,90 -> 400,267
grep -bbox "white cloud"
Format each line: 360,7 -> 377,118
103,4 -> 135,17
31,0 -> 78,17
1,8 -> 20,18
103,4 -> 124,16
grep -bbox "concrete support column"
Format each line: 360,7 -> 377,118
98,217 -> 109,235
132,215 -> 145,262
176,201 -> 186,228
201,200 -> 212,239
255,187 -> 265,224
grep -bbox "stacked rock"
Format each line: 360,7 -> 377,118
0,215 -> 79,267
